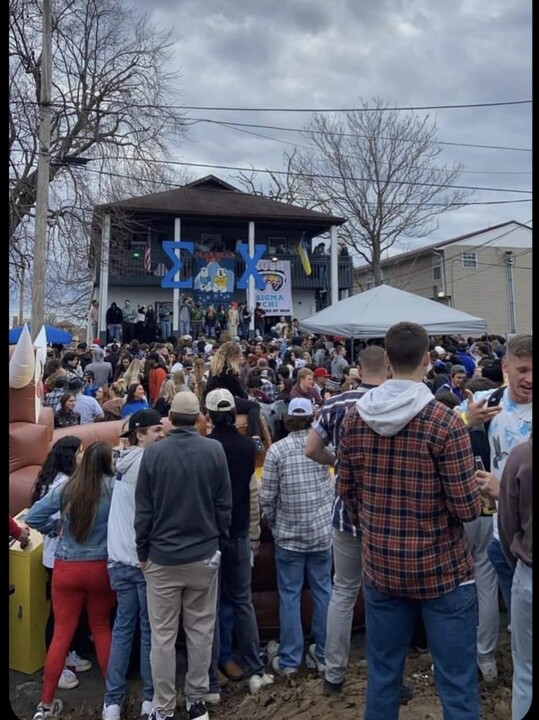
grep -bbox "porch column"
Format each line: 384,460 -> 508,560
330,224 -> 339,305
97,212 -> 110,344
247,220 -> 256,335
172,218 -> 181,333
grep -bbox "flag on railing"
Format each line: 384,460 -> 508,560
297,232 -> 312,276
144,230 -> 152,273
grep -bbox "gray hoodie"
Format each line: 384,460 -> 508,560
108,446 -> 144,567
357,380 -> 434,437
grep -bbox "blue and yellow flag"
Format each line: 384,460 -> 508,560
298,232 -> 312,275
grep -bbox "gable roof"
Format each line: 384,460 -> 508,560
353,220 -> 530,272
96,175 -> 346,225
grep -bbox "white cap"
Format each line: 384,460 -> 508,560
434,345 -> 446,356
205,388 -> 236,412
287,398 -> 314,417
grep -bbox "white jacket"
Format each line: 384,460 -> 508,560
107,446 -> 144,567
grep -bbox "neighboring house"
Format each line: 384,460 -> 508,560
90,176 -> 352,333
353,221 -> 532,335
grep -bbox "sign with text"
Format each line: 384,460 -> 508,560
254,259 -> 292,316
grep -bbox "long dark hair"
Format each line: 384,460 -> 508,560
60,441 -> 113,544
32,436 -> 82,505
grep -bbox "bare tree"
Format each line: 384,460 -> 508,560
288,98 -> 473,285
9,0 -> 187,315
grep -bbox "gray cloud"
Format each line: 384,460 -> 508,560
125,0 -> 532,241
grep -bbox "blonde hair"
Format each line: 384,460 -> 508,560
210,341 -> 242,377
122,359 -> 144,387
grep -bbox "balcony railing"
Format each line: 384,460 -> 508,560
106,248 -> 353,291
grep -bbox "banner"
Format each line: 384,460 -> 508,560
193,252 -> 235,306
254,259 -> 292,316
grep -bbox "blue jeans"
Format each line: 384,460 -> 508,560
160,321 -> 171,340
487,537 -> 513,621
363,583 -> 479,720
179,320 -> 190,336
105,563 -> 153,706
511,561 -> 532,720
208,536 -> 263,690
274,544 -> 332,669
218,598 -> 234,665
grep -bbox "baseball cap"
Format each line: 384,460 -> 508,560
170,391 -> 200,415
434,345 -> 446,356
434,360 -> 447,370
119,409 -> 163,437
205,388 -> 236,412
450,364 -> 467,376
313,367 -> 330,378
204,343 -> 213,355
287,398 -> 314,416
67,378 -> 84,392
348,368 -> 360,379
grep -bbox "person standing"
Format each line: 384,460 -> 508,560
338,321 -> 482,720
158,304 -> 172,342
190,299 -> 205,340
304,346 -> 389,695
144,305 -> 157,344
105,302 -> 123,344
26,442 -> 117,720
330,344 -> 349,381
254,302 -> 266,337
260,398 -> 334,677
121,300 -> 137,345
102,410 -> 166,720
497,437 -> 532,720
458,333 -> 532,682
179,296 -> 193,337
88,299 -> 99,342
84,347 -> 113,389
239,302 -> 252,340
135,392 -> 232,720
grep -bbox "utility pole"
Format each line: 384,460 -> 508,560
31,0 -> 52,340
19,265 -> 25,325
504,251 -> 517,333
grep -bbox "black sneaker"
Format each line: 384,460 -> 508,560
187,701 -> 209,720
323,678 -> 343,695
400,683 -> 414,705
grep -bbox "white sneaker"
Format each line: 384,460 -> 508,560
248,672 -> 274,694
33,699 -> 64,719
477,654 -> 498,683
65,651 -> 92,673
102,703 -> 121,720
305,643 -> 326,673
141,700 -> 152,717
57,668 -> 79,690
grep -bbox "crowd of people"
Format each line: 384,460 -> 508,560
10,318 -> 532,720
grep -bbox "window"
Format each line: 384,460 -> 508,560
366,279 -> 375,290
462,251 -> 477,268
433,265 -> 442,281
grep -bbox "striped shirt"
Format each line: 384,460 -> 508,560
260,429 -> 334,552
311,386 -> 378,536
337,401 -> 481,599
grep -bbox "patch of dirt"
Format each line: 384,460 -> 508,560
10,626 -> 513,720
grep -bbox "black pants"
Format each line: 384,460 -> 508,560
122,322 -> 135,344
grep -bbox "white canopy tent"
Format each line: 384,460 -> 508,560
299,285 -> 487,338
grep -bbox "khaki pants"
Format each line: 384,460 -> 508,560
144,558 -> 219,715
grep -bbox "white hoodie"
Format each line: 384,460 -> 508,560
356,380 -> 434,437
107,446 -> 144,567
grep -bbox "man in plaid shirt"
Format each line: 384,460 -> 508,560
260,397 -> 334,677
338,322 -> 482,720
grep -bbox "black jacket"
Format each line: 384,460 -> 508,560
209,424 -> 256,538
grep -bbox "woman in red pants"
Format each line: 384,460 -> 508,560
26,441 -> 116,720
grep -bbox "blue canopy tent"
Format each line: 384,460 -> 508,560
8,325 -> 73,345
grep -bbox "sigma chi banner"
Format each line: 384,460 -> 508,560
254,259 -> 292,316
193,252 -> 235,305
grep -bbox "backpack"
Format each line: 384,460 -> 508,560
468,386 -> 505,472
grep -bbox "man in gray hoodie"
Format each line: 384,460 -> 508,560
337,321 -> 482,720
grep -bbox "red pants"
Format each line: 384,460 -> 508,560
41,559 -> 116,704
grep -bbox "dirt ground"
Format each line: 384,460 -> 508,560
10,619 -> 513,720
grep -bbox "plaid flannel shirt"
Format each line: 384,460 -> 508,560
260,429 -> 334,552
337,401 -> 481,599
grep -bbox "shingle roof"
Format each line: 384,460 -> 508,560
96,175 -> 346,225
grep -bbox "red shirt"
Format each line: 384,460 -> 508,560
148,367 -> 167,406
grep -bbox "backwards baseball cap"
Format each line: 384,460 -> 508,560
170,391 -> 200,415
119,409 -> 163,437
205,388 -> 236,412
450,364 -> 467,376
287,398 -> 314,417
67,377 -> 84,392
313,367 -> 330,378
434,345 -> 446,356
325,379 -> 341,393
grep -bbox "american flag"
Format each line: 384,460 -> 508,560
144,232 -> 152,273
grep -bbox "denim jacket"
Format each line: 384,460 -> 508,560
25,476 -> 114,562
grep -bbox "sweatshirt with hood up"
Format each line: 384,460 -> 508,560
337,379 -> 482,599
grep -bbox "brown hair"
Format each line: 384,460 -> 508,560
385,322 -> 428,372
506,334 -> 532,358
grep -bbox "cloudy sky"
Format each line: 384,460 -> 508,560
125,0 -> 532,246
